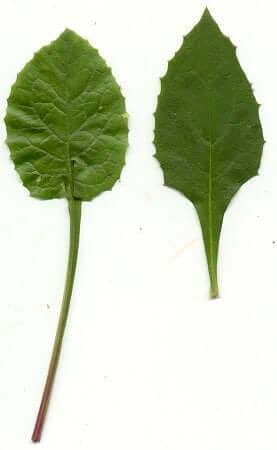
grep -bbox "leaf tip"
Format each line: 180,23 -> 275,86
198,7 -> 221,33
58,28 -> 80,43
202,6 -> 212,17
64,27 -> 76,34
201,6 -> 214,22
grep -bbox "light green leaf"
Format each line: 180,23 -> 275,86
154,8 -> 264,298
5,29 -> 128,441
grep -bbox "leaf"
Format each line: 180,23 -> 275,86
5,29 -> 128,441
5,29 -> 128,201
154,8 -> 264,298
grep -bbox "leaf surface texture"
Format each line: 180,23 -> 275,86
5,29 -> 128,200
154,9 -> 264,297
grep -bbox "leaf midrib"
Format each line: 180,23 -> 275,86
63,35 -> 74,199
207,85 -> 215,278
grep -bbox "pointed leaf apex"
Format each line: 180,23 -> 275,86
200,7 -> 216,24
203,7 -> 211,16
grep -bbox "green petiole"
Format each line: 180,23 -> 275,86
32,199 -> 81,442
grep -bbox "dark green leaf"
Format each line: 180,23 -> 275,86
154,8 -> 264,298
5,29 -> 128,441
5,29 -> 128,201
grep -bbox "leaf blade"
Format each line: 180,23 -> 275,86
5,29 -> 128,201
154,9 -> 264,297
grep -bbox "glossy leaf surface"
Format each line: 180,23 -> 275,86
154,9 -> 264,297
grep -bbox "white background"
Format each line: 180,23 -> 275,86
0,0 -> 276,448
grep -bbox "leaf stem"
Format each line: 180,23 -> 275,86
209,267 -> 219,299
32,198 -> 82,442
